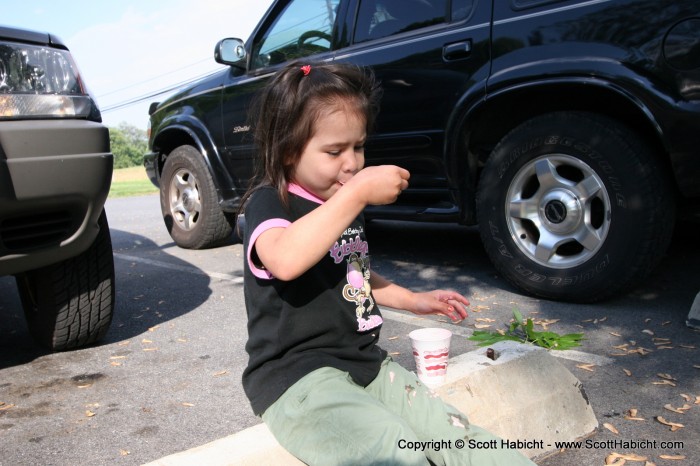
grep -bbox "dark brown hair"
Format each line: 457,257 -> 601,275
239,61 -> 382,214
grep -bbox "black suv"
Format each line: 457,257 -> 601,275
0,26 -> 115,350
145,0 -> 700,302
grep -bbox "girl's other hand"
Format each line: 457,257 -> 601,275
409,290 -> 469,323
344,165 -> 410,206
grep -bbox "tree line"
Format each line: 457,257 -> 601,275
109,122 -> 148,169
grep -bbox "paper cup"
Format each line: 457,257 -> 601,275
408,327 -> 452,387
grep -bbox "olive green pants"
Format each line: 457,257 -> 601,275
262,358 -> 536,466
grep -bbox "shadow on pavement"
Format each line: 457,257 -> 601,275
0,229 -> 214,370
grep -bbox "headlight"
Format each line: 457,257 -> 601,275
0,40 -> 92,119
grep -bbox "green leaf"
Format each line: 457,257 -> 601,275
513,309 -> 524,325
468,308 -> 585,351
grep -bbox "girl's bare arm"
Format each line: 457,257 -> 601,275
254,165 -> 409,281
369,272 -> 469,322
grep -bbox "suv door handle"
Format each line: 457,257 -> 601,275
443,40 -> 472,61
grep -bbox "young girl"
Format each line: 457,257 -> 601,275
240,61 -> 534,466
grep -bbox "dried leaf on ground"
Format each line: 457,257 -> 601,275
623,369 -> 632,377
658,454 -> 686,460
213,370 -> 228,377
678,344 -> 696,349
603,422 -> 619,434
657,373 -> 677,381
474,324 -> 492,329
0,402 -> 15,411
85,410 -> 96,417
652,380 -> 676,387
387,336 -> 399,340
642,329 -> 654,336
655,416 -> 684,431
625,408 -> 645,421
605,458 -> 625,466
664,404 -> 691,414
534,318 -> 560,330
475,317 -> 496,323
388,352 -> 400,356
120,450 -> 130,456
181,402 -> 195,407
609,332 -> 622,337
576,363 -> 595,372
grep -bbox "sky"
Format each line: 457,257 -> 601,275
1,0 -> 274,129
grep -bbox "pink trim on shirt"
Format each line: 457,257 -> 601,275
247,218 -> 291,279
288,183 -> 325,204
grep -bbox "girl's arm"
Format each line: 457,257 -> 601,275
369,272 -> 469,322
254,165 -> 409,281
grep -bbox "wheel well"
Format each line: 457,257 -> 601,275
456,82 -> 673,221
152,128 -> 198,178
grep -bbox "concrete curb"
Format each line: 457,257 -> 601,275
143,341 -> 597,465
436,341 -> 598,459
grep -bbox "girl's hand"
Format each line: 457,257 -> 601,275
344,165 -> 410,206
409,290 -> 469,322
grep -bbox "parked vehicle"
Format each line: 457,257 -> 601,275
0,25 -> 115,350
145,0 -> 700,302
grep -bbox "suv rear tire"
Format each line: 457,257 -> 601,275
160,145 -> 233,249
16,210 -> 115,351
476,111 -> 675,302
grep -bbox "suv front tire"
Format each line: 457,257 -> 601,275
160,145 -> 234,249
15,210 -> 115,351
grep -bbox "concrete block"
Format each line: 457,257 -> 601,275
144,341 -> 597,465
143,423 -> 303,466
436,341 -> 598,459
686,291 -> 700,329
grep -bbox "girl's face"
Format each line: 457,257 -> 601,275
290,104 -> 366,201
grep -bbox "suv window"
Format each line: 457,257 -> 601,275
251,0 -> 340,69
354,0 -> 448,43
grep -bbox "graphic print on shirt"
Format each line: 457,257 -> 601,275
330,227 -> 383,332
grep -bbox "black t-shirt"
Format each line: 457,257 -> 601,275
241,184 -> 387,415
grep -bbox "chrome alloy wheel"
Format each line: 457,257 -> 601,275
505,154 -> 611,269
168,168 -> 201,231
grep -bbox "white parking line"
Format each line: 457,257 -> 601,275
114,253 -> 612,366
114,253 -> 244,284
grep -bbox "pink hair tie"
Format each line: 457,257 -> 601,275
300,65 -> 311,76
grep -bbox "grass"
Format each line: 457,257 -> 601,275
109,166 -> 158,198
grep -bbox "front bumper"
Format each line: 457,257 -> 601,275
0,119 -> 113,275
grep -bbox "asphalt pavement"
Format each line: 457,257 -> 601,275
0,193 -> 698,466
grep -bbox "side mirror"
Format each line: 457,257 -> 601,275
215,38 -> 247,67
